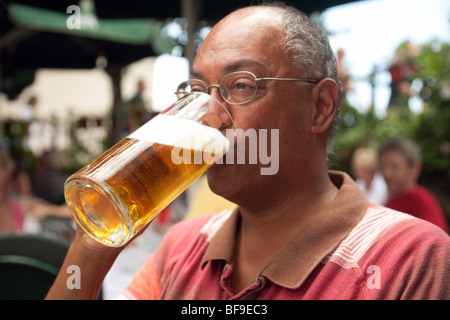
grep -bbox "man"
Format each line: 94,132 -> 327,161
47,4 -> 450,300
379,136 -> 449,232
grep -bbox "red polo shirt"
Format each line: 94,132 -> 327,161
119,172 -> 450,300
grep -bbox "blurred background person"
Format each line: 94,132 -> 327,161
0,148 -> 25,233
336,48 -> 352,94
379,137 -> 449,232
387,40 -> 421,110
123,79 -> 149,136
31,150 -> 67,205
26,150 -> 73,239
351,147 -> 387,205
17,95 -> 38,122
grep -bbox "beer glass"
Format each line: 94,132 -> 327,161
64,92 -> 233,247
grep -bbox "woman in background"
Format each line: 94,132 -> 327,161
0,149 -> 25,233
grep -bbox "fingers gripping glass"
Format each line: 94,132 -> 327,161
176,71 -> 320,105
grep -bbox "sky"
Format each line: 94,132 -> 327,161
322,0 -> 450,115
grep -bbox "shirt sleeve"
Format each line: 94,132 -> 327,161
368,218 -> 450,299
116,216 -> 212,300
117,253 -> 161,300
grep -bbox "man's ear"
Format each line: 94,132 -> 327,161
310,78 -> 339,134
411,163 -> 422,181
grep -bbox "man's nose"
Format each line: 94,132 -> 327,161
203,91 -> 234,131
207,85 -> 223,102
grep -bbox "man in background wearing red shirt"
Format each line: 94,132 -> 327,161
379,136 -> 449,233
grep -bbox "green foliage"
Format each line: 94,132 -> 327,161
331,39 -> 450,193
411,41 -> 450,188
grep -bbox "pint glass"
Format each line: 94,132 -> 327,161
64,92 -> 233,247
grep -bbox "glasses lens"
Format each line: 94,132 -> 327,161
221,72 -> 257,104
176,80 -> 208,99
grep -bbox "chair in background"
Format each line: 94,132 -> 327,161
0,233 -> 70,300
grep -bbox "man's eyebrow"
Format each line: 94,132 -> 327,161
224,60 -> 267,73
190,60 -> 268,79
190,70 -> 203,78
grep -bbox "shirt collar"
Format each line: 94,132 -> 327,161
200,207 -> 240,268
201,171 -> 369,289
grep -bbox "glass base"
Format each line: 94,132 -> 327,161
64,176 -> 132,247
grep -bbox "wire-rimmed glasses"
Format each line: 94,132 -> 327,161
175,71 -> 320,105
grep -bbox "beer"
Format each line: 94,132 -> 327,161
65,113 -> 230,247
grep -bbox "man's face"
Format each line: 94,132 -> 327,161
380,149 -> 419,197
192,8 -> 316,205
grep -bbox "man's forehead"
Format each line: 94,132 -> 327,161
192,6 -> 288,78
191,59 -> 268,79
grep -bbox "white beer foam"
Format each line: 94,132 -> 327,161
128,114 -> 230,159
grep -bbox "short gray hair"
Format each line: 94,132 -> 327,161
259,3 -> 342,153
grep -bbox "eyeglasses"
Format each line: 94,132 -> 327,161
175,71 -> 320,105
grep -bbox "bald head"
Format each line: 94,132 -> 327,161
195,6 -> 288,75
214,5 -> 285,31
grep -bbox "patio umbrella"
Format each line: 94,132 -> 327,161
1,0 -> 361,142
77,0 -> 363,65
1,0 -> 361,95
0,0 -> 174,142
